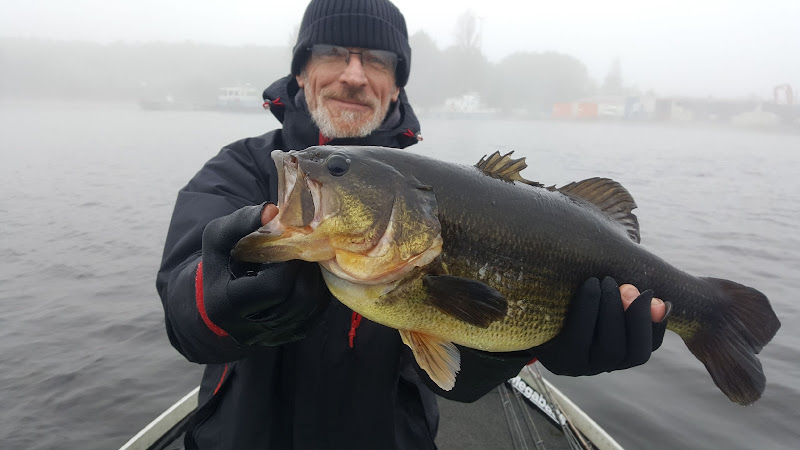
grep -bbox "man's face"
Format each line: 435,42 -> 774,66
297,46 -> 400,138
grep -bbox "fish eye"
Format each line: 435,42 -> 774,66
326,154 -> 351,176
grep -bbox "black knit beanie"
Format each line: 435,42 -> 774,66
291,0 -> 411,87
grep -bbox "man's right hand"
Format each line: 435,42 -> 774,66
200,204 -> 331,346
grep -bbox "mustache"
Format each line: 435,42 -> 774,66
319,86 -> 379,108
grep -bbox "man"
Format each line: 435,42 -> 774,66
156,0 -> 669,448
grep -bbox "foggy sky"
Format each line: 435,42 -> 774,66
2,0 -> 799,98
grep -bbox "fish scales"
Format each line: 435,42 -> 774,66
381,155 -> 696,348
232,145 -> 780,405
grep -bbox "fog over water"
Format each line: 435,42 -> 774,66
1,1 -> 799,449
1,0 -> 799,98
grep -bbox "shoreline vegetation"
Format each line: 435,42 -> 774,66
1,37 -> 797,131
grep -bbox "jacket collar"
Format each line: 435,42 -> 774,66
262,75 -> 421,150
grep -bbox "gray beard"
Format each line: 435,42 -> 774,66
309,89 -> 391,138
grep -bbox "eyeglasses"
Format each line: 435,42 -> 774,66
308,44 -> 399,75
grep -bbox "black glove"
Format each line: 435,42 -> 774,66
532,276 -> 670,376
201,204 -> 331,346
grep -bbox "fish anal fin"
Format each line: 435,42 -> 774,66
399,330 -> 461,391
475,151 -> 543,187
558,177 -> 641,243
423,275 -> 508,327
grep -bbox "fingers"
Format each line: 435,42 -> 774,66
619,289 -> 655,368
261,203 -> 279,225
589,277 -> 627,371
619,284 -> 667,322
652,319 -> 668,351
619,284 -> 640,309
227,260 -> 302,313
203,204 -> 265,253
558,277 -> 603,371
620,283 -> 672,354
619,283 -> 671,352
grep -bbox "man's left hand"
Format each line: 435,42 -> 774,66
531,276 -> 672,376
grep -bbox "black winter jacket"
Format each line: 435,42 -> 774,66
156,75 -> 533,449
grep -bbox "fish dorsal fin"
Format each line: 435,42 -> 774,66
476,151 -> 543,187
558,177 -> 641,243
399,330 -> 461,391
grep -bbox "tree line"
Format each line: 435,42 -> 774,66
1,31 -> 601,114
0,38 -> 291,103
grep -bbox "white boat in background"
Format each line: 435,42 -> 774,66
138,83 -> 264,113
425,91 -> 500,120
211,83 -> 264,113
120,363 -> 621,450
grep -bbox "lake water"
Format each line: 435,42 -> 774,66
1,101 -> 798,449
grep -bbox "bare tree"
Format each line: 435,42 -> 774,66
453,10 -> 482,51
602,57 -> 623,95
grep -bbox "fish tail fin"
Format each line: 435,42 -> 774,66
684,277 -> 780,405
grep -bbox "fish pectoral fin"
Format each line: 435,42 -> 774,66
399,330 -> 460,391
422,275 -> 508,327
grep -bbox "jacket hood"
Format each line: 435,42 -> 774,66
261,75 -> 421,151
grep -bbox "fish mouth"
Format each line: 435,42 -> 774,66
231,151 -> 326,262
274,151 -> 323,230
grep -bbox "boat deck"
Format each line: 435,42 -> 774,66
438,386 -> 574,449
122,365 -> 615,450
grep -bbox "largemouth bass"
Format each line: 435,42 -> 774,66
233,146 -> 780,405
